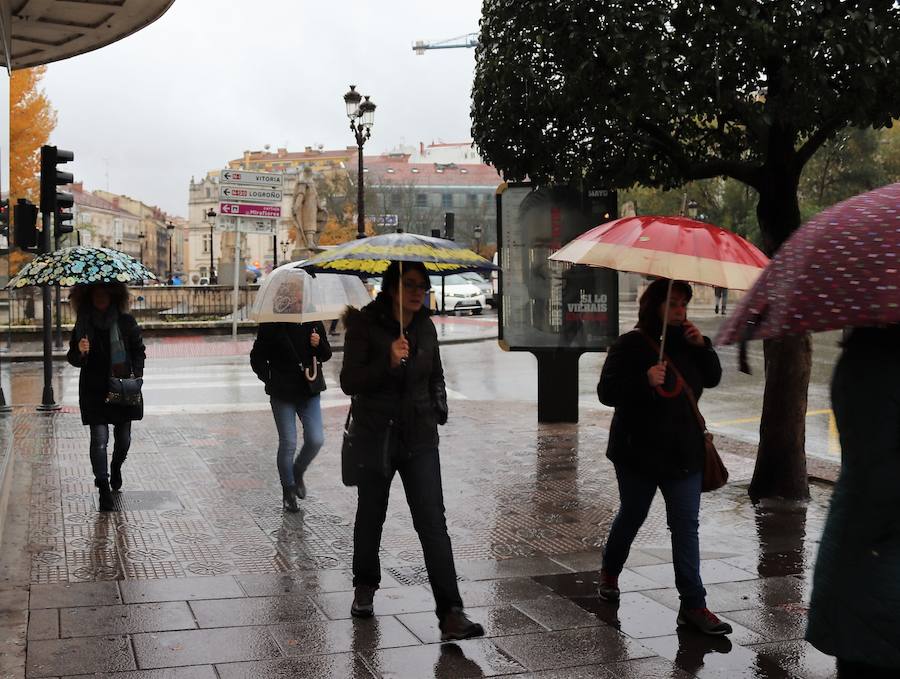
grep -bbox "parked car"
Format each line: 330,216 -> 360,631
491,252 -> 499,307
430,274 -> 486,315
459,272 -> 493,306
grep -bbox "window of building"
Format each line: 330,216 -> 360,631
442,193 -> 453,209
468,193 -> 479,206
391,193 -> 402,208
416,193 -> 428,207
202,233 -> 211,254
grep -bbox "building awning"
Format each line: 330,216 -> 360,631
3,0 -> 176,71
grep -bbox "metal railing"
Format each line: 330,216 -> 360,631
0,285 -> 258,326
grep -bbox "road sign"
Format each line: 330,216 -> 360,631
220,169 -> 283,187
219,202 -> 281,219
375,214 -> 399,228
219,186 -> 282,203
215,216 -> 277,235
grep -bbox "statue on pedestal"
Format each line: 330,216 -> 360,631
290,167 -> 324,258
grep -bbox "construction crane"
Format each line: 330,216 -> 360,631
413,33 -> 478,55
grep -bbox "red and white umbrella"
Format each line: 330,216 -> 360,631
549,216 -> 769,290
550,215 -> 769,359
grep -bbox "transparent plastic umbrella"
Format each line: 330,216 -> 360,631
249,263 -> 371,324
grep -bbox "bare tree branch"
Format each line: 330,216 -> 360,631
795,115 -> 848,170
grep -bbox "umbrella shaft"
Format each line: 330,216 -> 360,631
659,278 -> 674,362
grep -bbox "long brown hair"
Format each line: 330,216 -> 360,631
68,283 -> 130,315
636,278 -> 693,337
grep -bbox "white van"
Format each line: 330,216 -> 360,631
490,252 -> 499,307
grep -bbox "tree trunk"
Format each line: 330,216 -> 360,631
750,334 -> 812,500
750,174 -> 812,501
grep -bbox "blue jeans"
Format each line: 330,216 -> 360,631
602,463 -> 706,609
353,448 -> 463,620
270,395 -> 324,488
89,423 -> 131,483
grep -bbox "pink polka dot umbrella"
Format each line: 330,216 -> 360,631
716,182 -> 900,350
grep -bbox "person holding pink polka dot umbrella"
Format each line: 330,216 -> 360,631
717,182 -> 900,677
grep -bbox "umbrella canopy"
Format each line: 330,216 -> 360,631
249,263 -> 372,324
716,182 -> 900,347
5,246 -> 158,289
297,232 -> 499,277
549,216 -> 769,291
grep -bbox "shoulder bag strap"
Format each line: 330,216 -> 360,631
637,330 -> 707,432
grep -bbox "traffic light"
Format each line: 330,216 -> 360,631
40,145 -> 75,240
13,199 -> 39,250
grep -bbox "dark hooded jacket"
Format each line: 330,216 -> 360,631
806,326 -> 900,669
250,321 -> 332,403
340,294 -> 448,473
597,326 -> 721,479
67,311 -> 145,426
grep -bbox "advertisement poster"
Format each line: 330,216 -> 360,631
497,184 -> 619,350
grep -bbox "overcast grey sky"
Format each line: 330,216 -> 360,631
40,0 -> 483,217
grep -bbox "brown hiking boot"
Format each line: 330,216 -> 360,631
597,569 -> 620,601
351,585 -> 376,618
439,607 -> 485,641
677,606 -> 733,636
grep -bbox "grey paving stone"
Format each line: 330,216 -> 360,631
215,655 -> 375,679
59,602 -> 196,638
27,635 -> 135,678
630,559 -> 758,588
365,638 -> 527,677
189,595 -> 323,628
313,585 -> 434,620
65,667 -> 218,679
398,604 -> 546,643
494,627 -> 655,672
512,595 -> 602,631
453,577 -> 554,607
30,582 -> 122,610
132,626 -> 282,669
120,576 -> 244,604
640,632 -> 793,679
269,616 -> 420,656
747,640 -> 838,679
454,555 -> 570,581
27,608 -> 59,640
602,656 -> 695,678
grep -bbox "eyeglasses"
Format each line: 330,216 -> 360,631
402,281 -> 430,292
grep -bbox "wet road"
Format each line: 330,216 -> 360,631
0,307 -> 841,459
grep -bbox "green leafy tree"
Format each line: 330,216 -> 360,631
473,0 -> 900,500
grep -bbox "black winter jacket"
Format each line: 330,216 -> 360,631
340,295 -> 448,471
250,322 -> 332,403
597,326 -> 721,479
67,312 -> 146,425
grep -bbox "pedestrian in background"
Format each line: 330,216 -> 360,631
596,278 -> 732,635
67,283 -> 145,512
713,286 -> 728,315
340,260 -> 484,641
806,324 -> 900,677
251,320 -> 331,512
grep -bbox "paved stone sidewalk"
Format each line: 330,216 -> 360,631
0,401 -> 837,678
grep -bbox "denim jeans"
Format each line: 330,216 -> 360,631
352,448 -> 463,620
602,463 -> 706,609
270,395 -> 324,488
88,423 -> 132,483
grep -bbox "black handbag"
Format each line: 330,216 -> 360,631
106,375 -> 143,407
341,406 -> 358,487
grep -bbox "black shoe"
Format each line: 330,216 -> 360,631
597,570 -> 621,601
295,478 -> 306,500
282,487 -> 299,513
96,479 -> 115,512
439,607 -> 485,641
351,585 -> 376,618
677,606 -> 733,636
292,460 -> 306,499
110,458 -> 124,491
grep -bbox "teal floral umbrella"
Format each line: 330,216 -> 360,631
5,246 -> 158,289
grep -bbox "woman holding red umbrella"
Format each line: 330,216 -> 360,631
596,278 -> 732,636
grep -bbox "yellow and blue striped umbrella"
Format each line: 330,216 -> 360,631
297,233 -> 498,277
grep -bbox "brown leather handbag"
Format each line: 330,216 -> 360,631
639,332 -> 729,492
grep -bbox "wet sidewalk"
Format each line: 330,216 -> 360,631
0,400 -> 837,678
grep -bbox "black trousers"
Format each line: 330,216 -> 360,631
88,422 -> 132,483
352,447 -> 463,619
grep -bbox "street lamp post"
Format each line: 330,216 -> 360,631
473,223 -> 483,255
205,209 -> 217,283
166,220 -> 175,283
138,230 -> 145,265
343,85 -> 376,239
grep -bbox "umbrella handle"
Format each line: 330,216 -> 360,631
304,360 -> 317,381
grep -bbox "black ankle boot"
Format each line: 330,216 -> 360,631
96,479 -> 115,512
282,486 -> 299,513
110,458 -> 125,491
